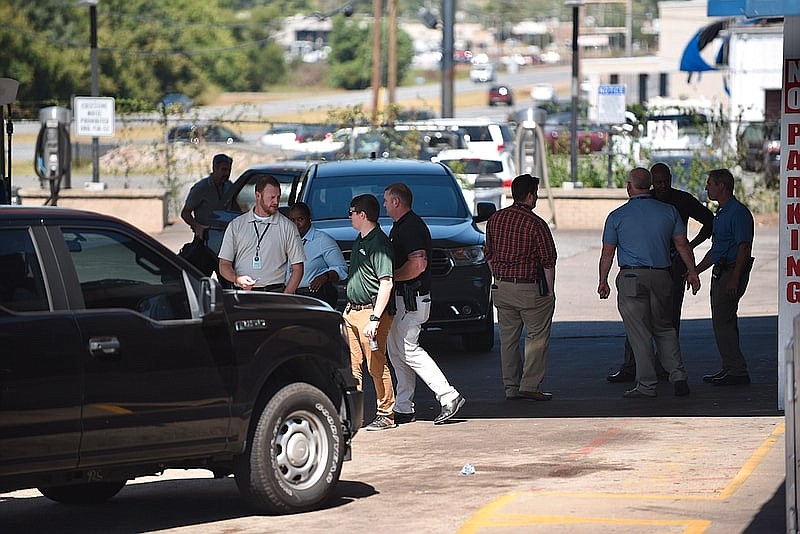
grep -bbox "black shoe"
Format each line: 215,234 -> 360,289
607,370 -> 635,383
434,395 -> 465,425
393,411 -> 416,424
365,415 -> 397,431
674,380 -> 690,397
622,388 -> 657,399
711,373 -> 751,386
702,369 -> 727,383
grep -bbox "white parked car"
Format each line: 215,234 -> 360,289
469,63 -> 496,83
433,148 -> 516,211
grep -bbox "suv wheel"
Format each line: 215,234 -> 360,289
235,383 -> 344,513
461,307 -> 495,352
38,480 -> 127,504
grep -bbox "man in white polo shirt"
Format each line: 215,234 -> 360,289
218,174 -> 305,293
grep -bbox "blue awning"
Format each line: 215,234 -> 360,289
679,20 -> 731,83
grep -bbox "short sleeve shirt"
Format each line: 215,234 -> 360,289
389,210 -> 432,294
602,195 -> 685,268
709,196 -> 754,264
346,226 -> 394,305
184,175 -> 233,228
219,210 -> 305,286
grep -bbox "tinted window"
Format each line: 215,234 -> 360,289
63,228 -> 190,320
438,159 -> 504,174
307,173 -> 468,221
0,228 -> 49,312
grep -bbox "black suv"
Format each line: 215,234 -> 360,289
0,206 -> 362,513
294,158 -> 496,351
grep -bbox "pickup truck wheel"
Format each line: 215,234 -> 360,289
235,383 -> 344,513
462,306 -> 495,352
38,480 -> 126,504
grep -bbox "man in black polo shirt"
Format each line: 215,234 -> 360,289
384,183 -> 465,425
607,162 -> 714,383
344,194 -> 397,431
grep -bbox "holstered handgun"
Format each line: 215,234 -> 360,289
402,280 -> 421,312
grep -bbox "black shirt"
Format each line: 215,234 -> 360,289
389,210 -> 432,294
657,188 -> 714,246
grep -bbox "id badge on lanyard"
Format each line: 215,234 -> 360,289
252,220 -> 270,270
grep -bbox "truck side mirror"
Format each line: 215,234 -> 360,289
199,277 -> 224,317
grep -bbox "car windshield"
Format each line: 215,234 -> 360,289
305,173 -> 470,221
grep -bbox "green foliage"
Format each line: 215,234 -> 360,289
3,0 -> 288,113
327,15 -> 414,91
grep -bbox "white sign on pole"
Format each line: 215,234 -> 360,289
597,85 -> 626,124
74,96 -> 115,137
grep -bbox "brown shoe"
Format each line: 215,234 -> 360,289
518,390 -> 553,401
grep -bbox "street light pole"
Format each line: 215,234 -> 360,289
566,0 -> 583,184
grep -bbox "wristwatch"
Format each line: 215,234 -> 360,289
369,314 -> 380,322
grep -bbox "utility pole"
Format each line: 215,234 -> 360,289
566,0 -> 583,184
387,0 -> 397,115
371,0 -> 383,124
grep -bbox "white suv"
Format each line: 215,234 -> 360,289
401,118 -> 514,157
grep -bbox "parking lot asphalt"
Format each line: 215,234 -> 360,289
152,218 -> 787,533
1,219 -> 784,533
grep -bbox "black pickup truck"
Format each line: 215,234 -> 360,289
0,206 -> 363,513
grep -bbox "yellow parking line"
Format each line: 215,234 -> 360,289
457,423 -> 785,533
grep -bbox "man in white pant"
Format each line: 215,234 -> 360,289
384,183 -> 465,425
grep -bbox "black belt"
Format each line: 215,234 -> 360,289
619,266 -> 669,271
346,302 -> 372,311
253,283 -> 286,292
395,289 -> 430,296
497,276 -> 537,284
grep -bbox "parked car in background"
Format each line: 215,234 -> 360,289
167,122 -> 243,144
433,148 -> 516,211
258,124 -> 337,150
291,158 -> 497,351
544,119 -> 608,154
488,85 -> 514,106
404,118 -> 514,156
469,63 -> 496,83
0,205 -> 362,514
158,92 -> 193,113
738,121 -> 779,185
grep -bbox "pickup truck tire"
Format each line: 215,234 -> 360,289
235,383 -> 344,513
38,480 -> 127,504
462,304 -> 495,352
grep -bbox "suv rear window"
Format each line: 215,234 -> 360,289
306,173 -> 469,221
0,228 -> 49,312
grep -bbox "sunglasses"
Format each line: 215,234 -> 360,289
348,208 -> 360,216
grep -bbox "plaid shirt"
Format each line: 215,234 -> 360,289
484,202 -> 557,280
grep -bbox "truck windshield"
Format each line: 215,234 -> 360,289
306,174 -> 470,221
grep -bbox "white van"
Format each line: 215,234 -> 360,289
401,118 -> 514,157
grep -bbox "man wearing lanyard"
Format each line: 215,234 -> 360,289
219,174 -> 305,293
287,202 -> 347,307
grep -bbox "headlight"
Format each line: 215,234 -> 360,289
451,245 -> 485,266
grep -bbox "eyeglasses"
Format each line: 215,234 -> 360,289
348,208 -> 360,216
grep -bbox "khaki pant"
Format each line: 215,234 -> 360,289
344,308 -> 395,417
493,281 -> 555,396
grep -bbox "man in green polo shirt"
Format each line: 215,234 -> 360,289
344,194 -> 396,431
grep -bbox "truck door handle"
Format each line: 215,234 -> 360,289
89,336 -> 121,359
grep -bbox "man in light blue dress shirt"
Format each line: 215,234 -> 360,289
288,202 -> 347,308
